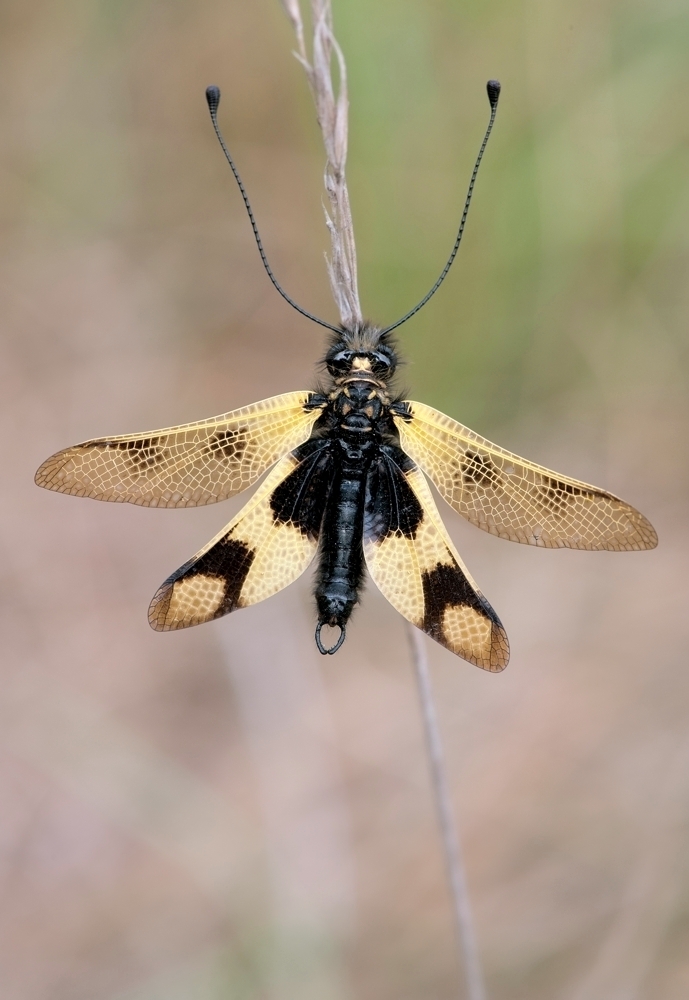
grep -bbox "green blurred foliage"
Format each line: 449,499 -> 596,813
329,0 -> 689,431
10,0 -> 687,432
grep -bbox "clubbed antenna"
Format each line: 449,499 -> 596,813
205,85 -> 342,335
381,80 -> 501,335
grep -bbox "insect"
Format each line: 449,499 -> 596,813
35,82 -> 657,670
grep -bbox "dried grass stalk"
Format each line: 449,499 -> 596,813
277,6 -> 487,996
407,622 -> 487,1000
279,0 -> 362,328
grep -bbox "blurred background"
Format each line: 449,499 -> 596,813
2,0 -> 688,997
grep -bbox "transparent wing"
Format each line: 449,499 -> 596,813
35,391 -> 323,508
394,401 -> 657,551
363,446 -> 509,671
149,440 -> 332,630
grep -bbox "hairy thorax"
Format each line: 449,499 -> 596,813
325,381 -> 390,468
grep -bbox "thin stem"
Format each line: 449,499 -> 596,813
278,4 -> 486,992
406,621 -> 487,1000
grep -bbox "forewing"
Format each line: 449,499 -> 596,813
35,391 -> 323,508
394,401 -> 657,551
149,440 -> 332,630
363,447 -> 509,671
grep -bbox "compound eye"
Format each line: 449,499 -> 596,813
370,352 -> 392,376
328,349 -> 353,374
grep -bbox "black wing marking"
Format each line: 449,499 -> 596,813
149,440 -> 333,630
364,446 -> 509,670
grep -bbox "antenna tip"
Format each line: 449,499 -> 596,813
486,79 -> 501,108
205,86 -> 221,114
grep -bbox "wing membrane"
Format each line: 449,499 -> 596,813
363,447 -> 509,670
394,401 -> 657,551
35,391 -> 322,508
149,440 -> 332,630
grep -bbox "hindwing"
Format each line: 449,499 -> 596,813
149,440 -> 332,630
35,391 -> 323,508
363,446 -> 509,671
394,401 -> 657,551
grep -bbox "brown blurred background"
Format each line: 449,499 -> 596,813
3,0 -> 689,997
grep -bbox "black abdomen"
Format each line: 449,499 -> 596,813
314,444 -> 369,654
312,375 -> 391,654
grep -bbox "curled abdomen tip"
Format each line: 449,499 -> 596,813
315,622 -> 346,655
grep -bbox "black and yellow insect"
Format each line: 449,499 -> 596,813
35,82 -> 657,670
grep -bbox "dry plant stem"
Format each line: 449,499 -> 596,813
279,0 -> 362,327
279,2 -> 485,993
407,621 -> 487,1000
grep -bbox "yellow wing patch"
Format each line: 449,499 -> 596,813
35,391 -> 322,508
149,439 -> 332,630
149,454 -> 319,630
394,401 -> 657,551
363,455 -> 509,671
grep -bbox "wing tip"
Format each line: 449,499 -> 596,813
34,455 -> 59,491
425,602 -> 510,671
458,619 -> 509,671
35,449 -> 86,496
148,584 -> 174,631
487,623 -> 510,671
598,510 -> 658,552
635,514 -> 658,550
